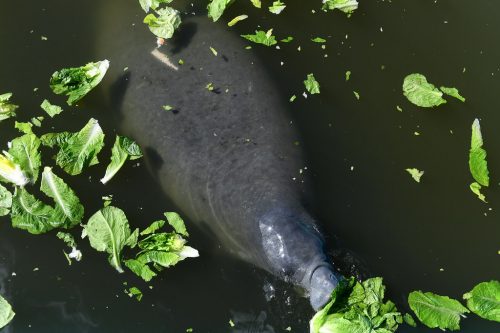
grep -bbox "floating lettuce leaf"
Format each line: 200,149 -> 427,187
408,291 -> 469,331
403,74 -> 446,108
0,93 -> 18,121
164,211 -> 188,236
0,184 -> 12,216
124,258 -> 157,281
83,206 -> 139,273
322,0 -> 359,15
50,60 -> 109,106
406,168 -> 424,183
207,0 -> 235,22
139,0 -> 173,12
57,231 -> 82,263
250,0 -> 261,8
0,294 -> 15,329
53,118 -> 105,176
228,15 -> 248,27
440,86 -> 466,102
100,136 -> 143,184
403,313 -> 417,327
41,167 -> 84,227
40,99 -> 63,118
0,153 -> 28,186
269,1 -> 286,14
311,37 -> 327,43
469,119 -> 489,187
241,29 -> 277,46
304,73 -> 320,94
281,36 -> 294,43
125,286 -> 143,301
10,187 -> 60,234
470,182 -> 487,203
8,134 -> 41,183
463,280 -> 500,322
140,219 -> 166,236
14,122 -> 33,135
143,7 -> 181,39
40,131 -> 72,148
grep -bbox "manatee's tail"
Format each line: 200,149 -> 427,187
308,264 -> 342,311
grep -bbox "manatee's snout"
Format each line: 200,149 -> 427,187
309,265 -> 340,311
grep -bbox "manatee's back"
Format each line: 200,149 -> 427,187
96,4 -> 311,271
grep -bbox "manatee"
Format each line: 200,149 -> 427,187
96,3 -> 341,310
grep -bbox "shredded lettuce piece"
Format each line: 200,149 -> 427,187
0,93 -> 18,121
207,0 -> 235,22
143,7 -> 181,39
0,294 -> 15,329
241,29 -> 277,46
304,73 -> 320,94
228,15 -> 248,27
470,182 -> 487,203
311,37 -> 327,43
125,286 -> 143,301
440,86 -> 466,102
0,184 -> 12,216
403,74 -> 447,108
250,0 -> 261,8
322,0 -> 359,15
269,1 -> 286,14
101,136 -> 143,184
14,121 -> 33,135
139,0 -> 173,12
57,231 -> 82,264
8,134 -> 42,183
40,99 -> 63,118
281,36 -> 294,43
469,119 -> 489,187
463,280 -> 500,322
406,168 -> 424,183
50,60 -> 109,106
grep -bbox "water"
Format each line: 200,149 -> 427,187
0,0 -> 499,332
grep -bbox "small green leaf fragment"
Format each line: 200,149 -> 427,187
250,0 -> 261,8
40,99 -> 63,117
0,184 -> 12,216
311,37 -> 327,43
440,86 -> 466,102
470,182 -> 487,203
207,0 -> 234,22
406,168 -> 424,183
14,121 -> 33,134
345,70 -> 351,81
269,1 -> 286,14
469,119 -> 489,186
322,0 -> 359,15
280,36 -> 294,43
403,313 -> 417,327
209,46 -> 218,56
289,95 -> 296,102
353,91 -> 360,100
0,92 -> 18,121
125,286 -> 143,301
403,73 -> 446,108
164,211 -> 188,236
241,29 -> 277,46
228,15 -> 248,27
304,73 -> 320,94
101,135 -> 142,184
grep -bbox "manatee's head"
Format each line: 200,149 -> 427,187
309,264 -> 341,311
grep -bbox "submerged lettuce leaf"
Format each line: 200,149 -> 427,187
403,74 -> 446,108
53,118 -> 105,176
50,60 -> 109,106
100,136 -> 143,184
40,99 -> 63,118
83,206 -> 138,273
0,92 -> 18,122
143,7 -> 181,39
57,231 -> 82,263
8,134 -> 42,183
469,119 -> 489,187
10,187 -> 59,234
0,294 -> 15,329
463,280 -> 500,322
207,0 -> 235,22
322,0 -> 359,15
0,184 -> 12,216
304,73 -> 320,94
408,291 -> 469,331
241,29 -> 277,46
40,167 -> 84,227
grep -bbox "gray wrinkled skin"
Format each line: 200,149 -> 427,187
97,5 -> 340,310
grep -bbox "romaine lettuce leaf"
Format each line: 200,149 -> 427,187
143,7 -> 181,39
40,99 -> 63,118
241,29 -> 278,46
0,153 -> 28,186
403,74 -> 446,108
50,60 -> 109,105
207,0 -> 235,22
0,184 -> 12,216
164,211 -> 188,236
322,0 -> 359,15
14,121 -> 33,134
469,119 -> 489,186
304,73 -> 320,94
408,291 -> 469,330
140,219 -> 166,236
100,135 -> 143,184
269,1 -> 286,14
83,206 -> 139,273
463,280 -> 500,322
40,131 -> 72,148
8,134 -> 42,183
0,93 -> 18,122
440,87 -> 465,102
0,294 -> 15,329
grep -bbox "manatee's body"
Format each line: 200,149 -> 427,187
97,5 -> 339,310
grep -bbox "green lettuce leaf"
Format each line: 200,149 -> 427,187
469,119 -> 489,186
8,133 -> 42,183
53,118 -> 105,176
250,0 -> 261,8
470,182 -> 487,203
125,286 -> 143,301
40,167 -> 84,227
304,73 -> 320,94
0,92 -> 18,121
139,0 -> 173,12
207,0 -> 235,22
14,121 -> 33,134
0,153 -> 28,186
408,291 -> 469,331
269,1 -> 286,14
101,135 -> 143,184
0,184 -> 12,216
322,0 -> 359,15
50,60 -> 109,106
312,37 -> 327,43
10,187 -> 60,234
164,211 -> 188,236
40,131 -> 72,148
241,29 -> 277,46
403,74 -> 447,108
227,15 -> 248,27
83,206 -> 138,273
463,280 -> 500,322
40,99 -> 63,118
143,7 -> 181,39
0,294 -> 15,329
406,168 -> 424,183
57,231 -> 82,263
440,86 -> 466,102
124,258 -> 157,281
140,219 -> 166,235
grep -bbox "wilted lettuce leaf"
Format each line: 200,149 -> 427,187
83,206 -> 138,273
0,93 -> 18,122
53,118 -> 105,176
41,167 -> 84,227
470,182 -> 487,203
0,153 -> 28,187
406,168 -> 424,183
101,135 -> 143,184
463,280 -> 500,322
440,86 -> 466,102
469,119 -> 489,187
408,291 -> 469,331
8,134 -> 42,183
50,60 -> 109,106
227,15 -> 248,27
40,99 -> 63,118
139,0 -> 173,12
403,74 -> 446,108
241,29 -> 277,46
0,294 -> 15,329
322,0 -> 359,15
0,184 -> 12,216
143,7 -> 181,39
269,1 -> 286,14
207,0 -> 235,22
10,187 -> 60,234
304,73 -> 320,94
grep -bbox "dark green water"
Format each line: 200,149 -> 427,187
0,0 -> 499,332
